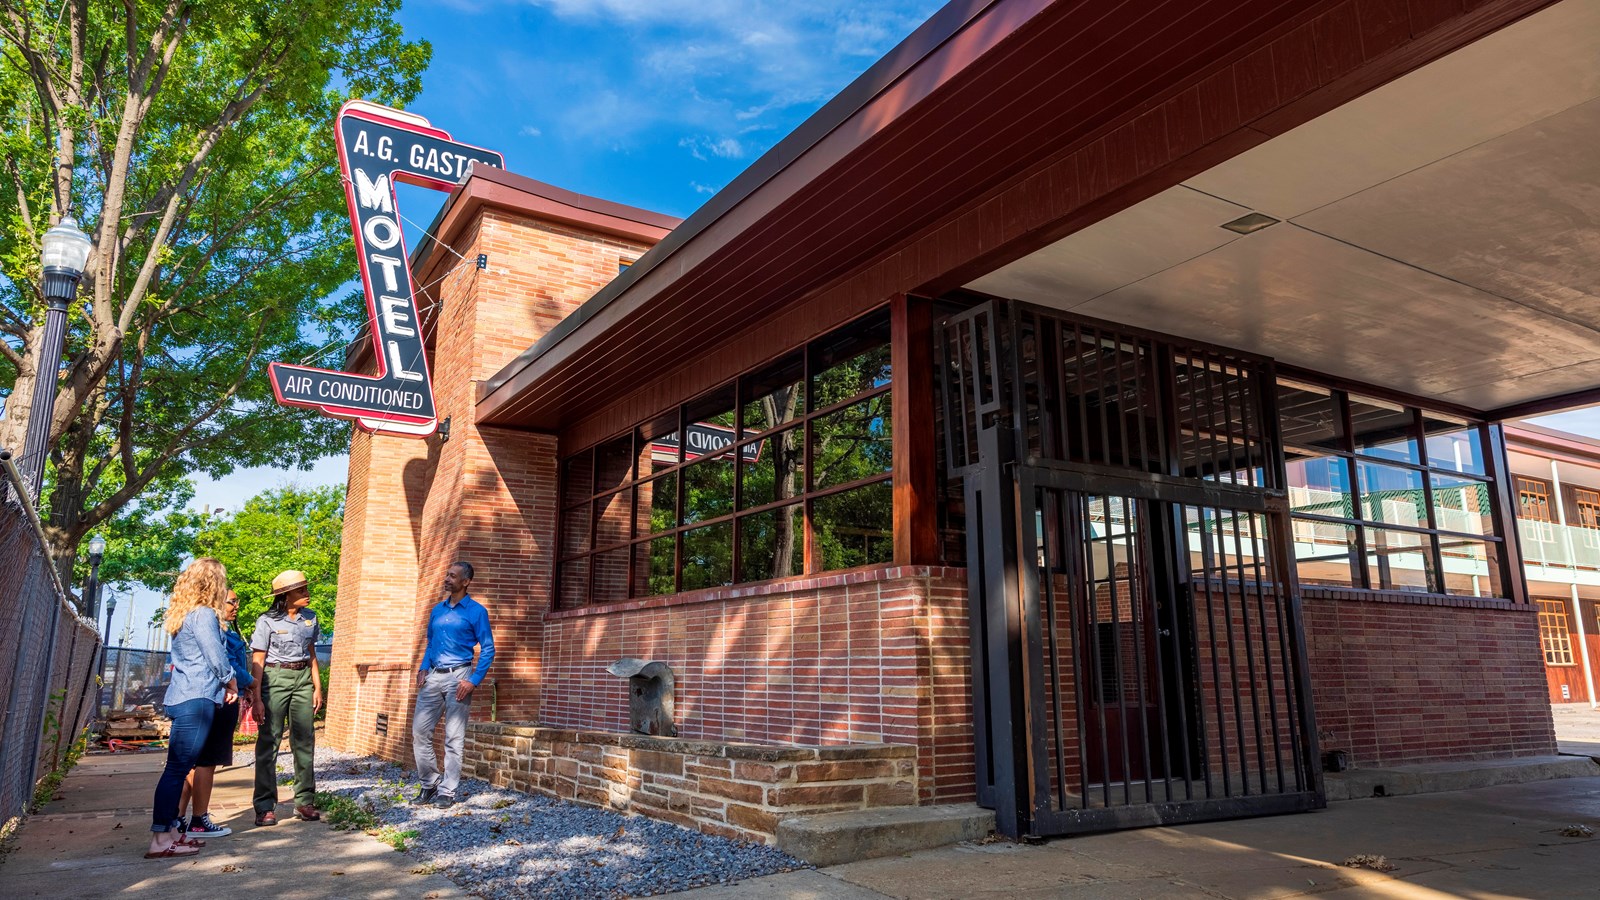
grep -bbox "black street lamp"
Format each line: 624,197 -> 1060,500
103,594 -> 117,647
19,217 -> 93,503
83,534 -> 105,619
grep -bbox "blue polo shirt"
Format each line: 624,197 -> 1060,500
418,594 -> 495,685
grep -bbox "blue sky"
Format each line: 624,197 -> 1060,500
395,0 -> 943,220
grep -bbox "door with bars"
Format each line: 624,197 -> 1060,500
941,299 -> 1322,838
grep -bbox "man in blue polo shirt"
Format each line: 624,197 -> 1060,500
412,560 -> 495,807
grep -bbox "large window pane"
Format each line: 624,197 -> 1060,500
596,433 -> 635,489
741,426 -> 804,508
683,386 -> 737,462
557,560 -> 589,610
1364,527 -> 1434,592
1356,461 -> 1426,528
811,393 -> 893,490
1290,519 -> 1358,588
814,481 -> 893,571
1430,473 -> 1493,536
1349,396 -> 1418,464
1423,420 -> 1486,476
561,451 -> 595,502
743,353 -> 804,435
1286,456 -> 1353,519
1438,537 -> 1502,597
681,522 -> 733,591
592,548 -> 631,604
682,458 -> 734,525
593,488 -> 633,548
811,312 -> 891,409
1278,381 -> 1345,454
634,536 -> 676,597
560,502 -> 591,559
739,505 -> 804,583
635,472 -> 677,537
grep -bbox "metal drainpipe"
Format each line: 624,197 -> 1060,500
1549,459 -> 1599,709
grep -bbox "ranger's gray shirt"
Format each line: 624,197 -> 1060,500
250,609 -> 319,664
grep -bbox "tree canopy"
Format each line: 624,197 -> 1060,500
193,483 -> 342,640
0,0 -> 428,590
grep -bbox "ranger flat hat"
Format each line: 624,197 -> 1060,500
271,569 -> 309,596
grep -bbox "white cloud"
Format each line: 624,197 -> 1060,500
690,181 -> 719,195
519,125 -> 543,137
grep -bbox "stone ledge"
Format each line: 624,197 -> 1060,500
464,723 -> 922,845
1325,754 -> 1600,801
469,723 -> 916,760
776,804 -> 995,867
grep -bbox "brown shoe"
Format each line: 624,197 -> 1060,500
295,805 -> 321,821
255,810 -> 277,826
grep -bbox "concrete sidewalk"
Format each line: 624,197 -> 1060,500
0,751 -> 462,900
674,776 -> 1600,898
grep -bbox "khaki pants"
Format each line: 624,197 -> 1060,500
413,669 -> 471,797
254,666 -> 315,811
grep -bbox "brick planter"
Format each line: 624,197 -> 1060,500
463,723 -> 917,844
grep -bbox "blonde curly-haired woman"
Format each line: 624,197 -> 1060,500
145,557 -> 237,860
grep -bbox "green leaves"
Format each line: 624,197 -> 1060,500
0,0 -> 426,568
193,483 -> 343,639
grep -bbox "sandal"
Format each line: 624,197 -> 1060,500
175,834 -> 206,848
144,842 -> 201,859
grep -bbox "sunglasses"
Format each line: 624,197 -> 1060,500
225,598 -> 239,606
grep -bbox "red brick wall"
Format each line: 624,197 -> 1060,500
327,206 -> 654,759
1303,588 -> 1557,767
539,566 -> 975,804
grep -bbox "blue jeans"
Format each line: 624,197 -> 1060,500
151,697 -> 216,832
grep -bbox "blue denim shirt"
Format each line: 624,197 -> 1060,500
418,594 -> 495,686
163,607 -> 235,707
225,629 -> 254,691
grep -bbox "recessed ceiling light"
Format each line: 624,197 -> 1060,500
1221,212 -> 1280,234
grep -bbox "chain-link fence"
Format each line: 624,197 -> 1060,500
0,495 -> 101,830
98,647 -> 171,718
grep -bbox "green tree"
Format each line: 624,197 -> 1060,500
193,484 -> 342,640
0,0 -> 428,593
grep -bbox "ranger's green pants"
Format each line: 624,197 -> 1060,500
254,665 -> 316,811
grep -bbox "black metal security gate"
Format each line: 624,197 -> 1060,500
939,299 -> 1322,838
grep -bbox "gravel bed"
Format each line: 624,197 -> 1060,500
233,746 -> 806,898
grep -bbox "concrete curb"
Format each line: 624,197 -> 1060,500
1324,754 -> 1600,801
775,803 -> 995,867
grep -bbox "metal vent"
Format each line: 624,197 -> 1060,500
375,713 -> 389,736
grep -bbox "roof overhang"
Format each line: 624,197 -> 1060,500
345,167 -> 678,373
973,0 -> 1600,418
477,0 -> 1575,431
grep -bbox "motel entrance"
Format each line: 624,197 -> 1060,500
941,299 -> 1322,839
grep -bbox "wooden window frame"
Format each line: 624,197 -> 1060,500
1537,598 -> 1576,666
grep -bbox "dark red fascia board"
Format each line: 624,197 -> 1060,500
343,165 -> 679,373
473,0 -> 1023,417
1503,422 -> 1600,468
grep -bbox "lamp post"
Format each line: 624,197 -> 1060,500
102,594 -> 116,647
83,534 -> 105,619
19,217 -> 93,503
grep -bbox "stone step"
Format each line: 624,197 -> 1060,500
775,803 -> 995,867
1324,754 -> 1600,801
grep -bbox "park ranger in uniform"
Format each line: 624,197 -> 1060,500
249,569 -> 323,826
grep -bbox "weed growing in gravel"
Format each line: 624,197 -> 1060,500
316,791 -> 379,831
379,827 -> 420,852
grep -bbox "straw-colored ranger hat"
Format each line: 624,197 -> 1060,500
271,570 -> 309,596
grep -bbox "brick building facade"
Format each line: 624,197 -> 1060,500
324,0 -> 1596,843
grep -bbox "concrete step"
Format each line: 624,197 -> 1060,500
775,803 -> 995,867
1325,754 -> 1600,801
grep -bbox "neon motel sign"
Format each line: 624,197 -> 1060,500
269,101 -> 503,437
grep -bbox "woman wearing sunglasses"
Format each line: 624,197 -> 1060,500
175,589 -> 255,839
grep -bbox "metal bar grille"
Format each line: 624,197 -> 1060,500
939,299 -> 1321,838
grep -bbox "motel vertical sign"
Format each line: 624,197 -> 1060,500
269,101 -> 503,437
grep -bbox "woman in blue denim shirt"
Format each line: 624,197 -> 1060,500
175,590 -> 255,838
146,558 -> 237,860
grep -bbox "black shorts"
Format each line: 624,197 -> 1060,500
195,700 -> 240,767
